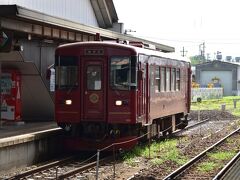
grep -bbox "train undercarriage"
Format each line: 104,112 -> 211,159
59,113 -> 189,151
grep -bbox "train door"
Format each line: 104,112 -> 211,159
146,63 -> 150,124
82,58 -> 106,121
138,62 -> 148,124
137,63 -> 143,118
187,65 -> 191,112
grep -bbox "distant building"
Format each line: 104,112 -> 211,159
216,54 -> 222,60
225,56 -> 232,62
195,60 -> 240,96
235,57 -> 240,63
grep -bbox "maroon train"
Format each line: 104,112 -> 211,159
55,41 -> 191,150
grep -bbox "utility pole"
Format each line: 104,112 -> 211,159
206,53 -> 210,61
199,42 -> 206,61
180,47 -> 187,57
202,42 -> 205,60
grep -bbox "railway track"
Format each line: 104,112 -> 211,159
213,151 -> 240,180
6,155 -> 111,180
163,127 -> 240,180
3,119 -> 216,180
7,156 -> 75,180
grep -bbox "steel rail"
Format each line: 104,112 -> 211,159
184,118 -> 210,130
173,118 -> 210,135
159,118 -> 210,137
163,127 -> 240,180
57,156 -> 112,180
213,151 -> 240,180
7,156 -> 75,180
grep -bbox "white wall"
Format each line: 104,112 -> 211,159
200,71 -> 232,96
237,66 -> 240,93
0,0 -> 99,27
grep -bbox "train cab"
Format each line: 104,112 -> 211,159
55,43 -> 138,140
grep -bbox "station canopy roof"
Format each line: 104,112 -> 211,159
0,4 -> 174,53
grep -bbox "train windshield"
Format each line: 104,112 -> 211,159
110,56 -> 137,90
55,56 -> 78,89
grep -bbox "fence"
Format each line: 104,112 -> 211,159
192,88 -> 223,102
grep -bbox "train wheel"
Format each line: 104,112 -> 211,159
162,131 -> 167,136
178,115 -> 189,129
167,129 -> 173,135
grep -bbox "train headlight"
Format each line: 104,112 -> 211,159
115,100 -> 122,106
65,99 -> 72,105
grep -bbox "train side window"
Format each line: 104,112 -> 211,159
176,69 -> 180,91
160,67 -> 165,92
150,65 -> 155,95
155,66 -> 160,93
130,56 -> 137,88
87,65 -> 102,90
166,67 -> 170,92
171,68 -> 176,91
150,65 -> 154,87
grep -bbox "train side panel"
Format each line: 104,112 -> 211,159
149,63 -> 190,120
138,55 -> 190,126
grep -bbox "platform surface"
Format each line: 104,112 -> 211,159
0,121 -> 59,139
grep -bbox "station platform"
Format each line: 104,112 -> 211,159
0,120 -> 64,172
0,120 -> 59,139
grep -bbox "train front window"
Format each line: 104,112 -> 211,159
110,56 -> 131,90
87,65 -> 101,90
55,56 -> 78,89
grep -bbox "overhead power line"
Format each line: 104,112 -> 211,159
136,35 -> 240,45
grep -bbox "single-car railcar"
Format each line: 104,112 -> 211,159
55,41 -> 191,150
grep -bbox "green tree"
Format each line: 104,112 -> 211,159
190,55 -> 202,65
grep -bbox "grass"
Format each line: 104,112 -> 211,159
191,96 -> 240,116
150,158 -> 164,165
208,151 -> 235,161
122,146 -> 144,166
122,96 -> 240,167
122,139 -> 188,166
197,161 -> 217,172
197,151 -> 236,173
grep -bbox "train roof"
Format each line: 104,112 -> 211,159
57,41 -> 190,63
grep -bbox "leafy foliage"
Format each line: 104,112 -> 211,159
190,55 -> 202,65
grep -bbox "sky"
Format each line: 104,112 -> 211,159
113,0 -> 240,59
